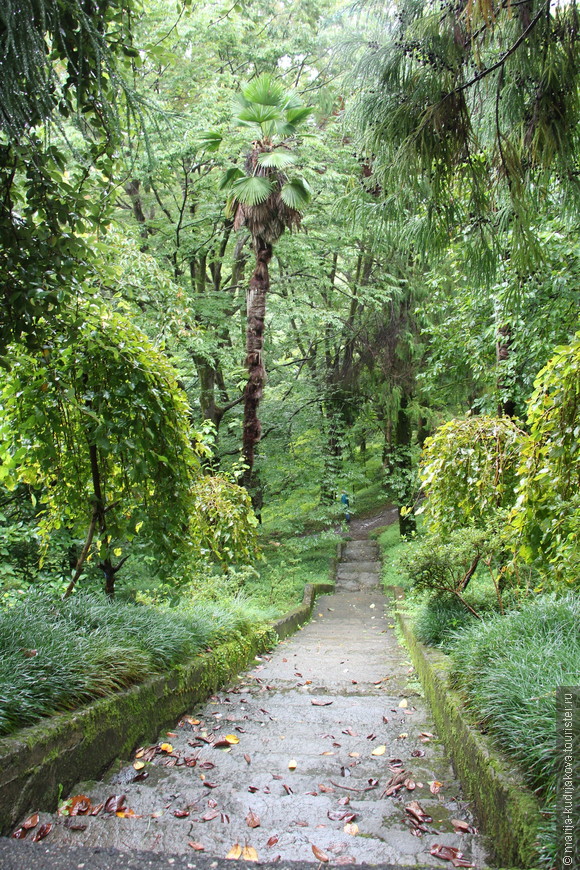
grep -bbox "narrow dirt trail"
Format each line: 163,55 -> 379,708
19,515 -> 489,868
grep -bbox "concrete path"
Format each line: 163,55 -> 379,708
9,530 -> 489,869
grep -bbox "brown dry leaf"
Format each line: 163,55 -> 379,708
343,823 -> 359,836
166,731 -> 177,738
12,828 -> 26,839
246,809 -> 260,829
371,745 -> 386,756
226,843 -> 243,860
451,819 -> 478,834
411,748 -> 426,757
173,809 -> 190,818
208,798 -> 218,808
242,845 -> 259,862
64,819 -> 87,832
188,842 -> 205,851
404,779 -> 416,791
103,795 -> 126,815
202,810 -> 219,822
342,727 -> 357,736
311,699 -> 333,706
430,844 -> 474,867
70,795 -> 92,816
31,823 -> 53,842
429,781 -> 443,794
405,801 -> 433,824
311,844 -> 329,862
267,835 -> 279,847
90,803 -> 103,816
203,781 -> 218,789
22,813 -> 39,830
321,751 -> 334,756
244,754 -> 251,765
338,796 -> 350,806
283,784 -> 293,795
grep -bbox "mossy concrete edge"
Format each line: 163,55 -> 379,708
389,587 -> 542,869
0,628 -> 276,836
0,564 -> 338,837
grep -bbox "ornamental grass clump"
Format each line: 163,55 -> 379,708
448,593 -> 580,863
0,591 -> 271,736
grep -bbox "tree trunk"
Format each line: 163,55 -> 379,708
241,237 -> 272,492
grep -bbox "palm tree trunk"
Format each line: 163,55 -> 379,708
242,238 -> 272,492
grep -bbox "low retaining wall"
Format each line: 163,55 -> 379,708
0,567 -> 338,837
390,587 -> 542,869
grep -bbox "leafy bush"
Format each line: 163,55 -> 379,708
0,592 -> 272,736
511,334 -> 580,587
413,595 -> 479,647
420,416 -> 525,534
448,594 -> 580,865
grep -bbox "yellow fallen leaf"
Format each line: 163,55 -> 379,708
399,699 -> 408,708
160,743 -> 173,753
344,823 -> 359,835
398,733 -> 408,739
133,761 -> 145,770
225,734 -> 240,745
226,844 -> 243,860
135,749 -> 144,759
242,845 -> 259,862
349,752 -> 360,758
371,745 -> 386,756
288,759 -> 297,770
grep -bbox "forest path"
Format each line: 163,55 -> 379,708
19,518 -> 489,868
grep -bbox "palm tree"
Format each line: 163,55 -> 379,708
206,74 -> 312,495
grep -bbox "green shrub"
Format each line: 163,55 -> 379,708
413,595 -> 479,647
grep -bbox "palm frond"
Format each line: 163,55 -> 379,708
280,178 -> 312,209
285,106 -> 313,125
237,104 -> 282,125
199,131 -> 222,152
242,73 -> 287,107
257,151 -> 297,169
219,167 -> 245,190
231,176 -> 274,206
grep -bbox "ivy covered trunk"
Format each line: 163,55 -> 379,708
242,238 -> 272,494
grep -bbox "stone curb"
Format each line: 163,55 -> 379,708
0,559 -> 339,837
389,587 -> 542,870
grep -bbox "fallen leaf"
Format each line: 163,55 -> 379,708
103,795 -> 126,815
248,786 -> 259,793
70,795 -> 92,816
203,782 -> 218,789
267,835 -> 279,847
371,745 -> 386,756
188,842 -> 205,851
343,823 -> 359,836
311,699 -> 333,706
430,844 -> 474,867
321,751 -> 335,756
22,813 -> 39,830
208,799 -> 218,808
225,734 -> 240,745
90,803 -> 103,816
221,812 -> 230,823
451,819 -> 478,834
133,771 -> 149,782
64,819 -> 87,831
319,784 -> 333,793
242,845 -> 259,862
397,733 -> 408,739
31,823 -> 53,842
430,781 -> 443,794
244,754 -> 251,764
348,752 -> 360,758
312,844 -> 329,862
405,801 -> 433,824
160,742 -> 173,753
173,809 -> 190,818
411,749 -> 426,757
202,810 -> 219,822
116,808 -> 141,819
226,843 -> 243,860
288,759 -> 297,770
328,811 -> 357,822
338,796 -> 350,805
133,761 -> 145,771
12,828 -> 26,839
399,699 -> 408,708
404,779 -> 416,791
283,784 -> 293,795
166,731 -> 177,737
246,809 -> 260,828
382,716 -> 389,724
342,727 -> 357,737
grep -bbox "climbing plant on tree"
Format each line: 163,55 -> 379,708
205,74 -> 312,496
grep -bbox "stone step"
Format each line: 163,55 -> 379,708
337,561 -> 381,574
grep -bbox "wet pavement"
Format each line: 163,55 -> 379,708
12,541 -> 490,868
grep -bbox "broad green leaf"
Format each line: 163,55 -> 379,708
257,151 -> 297,169
237,104 -> 281,125
231,176 -> 273,206
242,73 -> 287,107
285,106 -> 313,125
280,178 -> 311,209
219,167 -> 245,190
198,132 -> 222,152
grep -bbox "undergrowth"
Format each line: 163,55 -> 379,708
0,591 -> 272,736
448,594 -> 580,866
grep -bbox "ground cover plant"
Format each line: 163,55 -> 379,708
449,594 -> 580,866
0,592 -> 274,737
